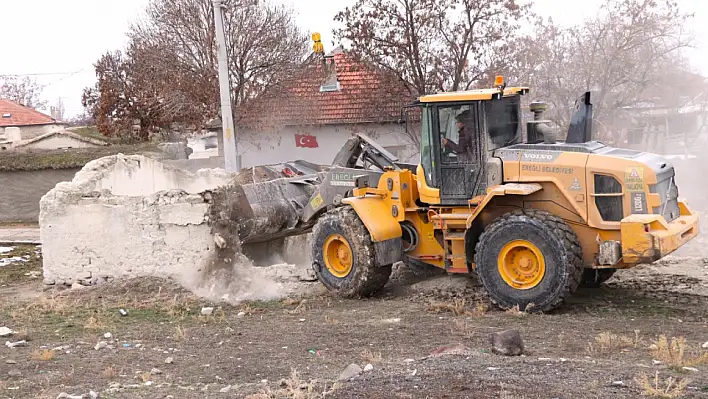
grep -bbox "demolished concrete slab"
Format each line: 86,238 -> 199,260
40,155 -> 232,287
39,154 -> 318,299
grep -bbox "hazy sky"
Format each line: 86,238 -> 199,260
1,0 -> 707,118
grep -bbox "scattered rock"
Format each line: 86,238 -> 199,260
219,385 -> 232,393
165,357 -> 174,364
298,267 -> 318,282
94,341 -> 108,350
490,329 -> 524,356
71,282 -> 85,290
150,367 -> 163,375
119,309 -> 128,317
108,383 -> 121,390
429,343 -> 474,357
0,326 -> 13,337
104,332 -> 112,339
338,363 -> 363,381
6,359 -> 17,364
201,307 -> 214,316
702,341 -> 708,349
214,233 -> 227,249
8,369 -> 22,377
682,366 -> 700,372
611,381 -> 626,387
363,363 -> 374,372
652,359 -> 662,365
487,367 -> 500,371
89,391 -> 99,399
236,312 -> 246,318
5,340 -> 27,348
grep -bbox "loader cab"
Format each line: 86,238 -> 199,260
414,86 -> 527,205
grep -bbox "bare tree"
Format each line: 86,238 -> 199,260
334,0 -> 530,96
0,76 -> 47,110
506,0 -> 693,142
84,0 -> 308,140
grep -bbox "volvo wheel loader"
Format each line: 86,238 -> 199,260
301,78 -> 699,312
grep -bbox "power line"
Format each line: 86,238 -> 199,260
0,69 -> 88,77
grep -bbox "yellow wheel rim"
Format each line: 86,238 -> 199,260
497,239 -> 545,290
323,234 -> 354,278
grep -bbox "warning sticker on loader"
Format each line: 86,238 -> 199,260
569,177 -> 582,192
624,167 -> 644,192
310,193 -> 324,210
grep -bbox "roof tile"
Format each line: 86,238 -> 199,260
0,100 -> 58,128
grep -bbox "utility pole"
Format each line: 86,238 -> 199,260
212,0 -> 240,173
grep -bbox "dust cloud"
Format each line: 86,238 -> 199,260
176,235 -> 317,304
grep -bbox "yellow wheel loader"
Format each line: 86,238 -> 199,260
304,79 -> 699,312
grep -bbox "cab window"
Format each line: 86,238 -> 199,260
420,106 -> 435,187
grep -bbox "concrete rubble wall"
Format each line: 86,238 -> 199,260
39,155 -> 234,286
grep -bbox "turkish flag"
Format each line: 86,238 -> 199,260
295,134 -> 319,148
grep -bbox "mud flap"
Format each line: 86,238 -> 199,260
374,237 -> 403,266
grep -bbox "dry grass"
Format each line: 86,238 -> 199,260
504,303 -> 535,317
451,319 -> 475,340
84,314 -> 107,331
284,299 -> 309,314
247,369 -> 340,399
650,335 -> 708,369
174,325 -> 187,343
427,299 -> 471,316
634,371 -> 690,398
586,330 -> 642,355
137,371 -> 152,383
361,349 -> 383,364
31,349 -> 55,361
102,366 -> 118,379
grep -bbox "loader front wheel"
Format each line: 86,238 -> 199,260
475,209 -> 583,313
311,206 -> 392,297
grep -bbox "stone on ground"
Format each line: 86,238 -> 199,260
338,363 -> 363,381
490,329 -> 525,356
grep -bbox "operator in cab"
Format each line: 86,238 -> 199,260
441,110 -> 474,162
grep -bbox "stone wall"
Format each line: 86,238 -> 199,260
0,168 -> 80,222
40,155 -> 234,286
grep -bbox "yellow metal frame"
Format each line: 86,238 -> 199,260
466,183 -> 543,228
419,87 -> 529,103
619,200 -> 699,265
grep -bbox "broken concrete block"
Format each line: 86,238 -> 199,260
490,329 -> 525,356
338,363 -> 363,381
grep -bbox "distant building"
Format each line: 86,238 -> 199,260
236,47 -> 417,168
0,99 -> 68,143
13,130 -> 108,150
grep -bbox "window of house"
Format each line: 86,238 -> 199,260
594,174 -> 623,222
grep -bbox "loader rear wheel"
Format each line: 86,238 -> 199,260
474,209 -> 583,313
580,268 -> 616,288
311,206 -> 392,297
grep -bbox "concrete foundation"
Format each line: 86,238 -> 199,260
39,155 -> 233,286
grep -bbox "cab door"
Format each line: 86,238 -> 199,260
434,102 -> 485,205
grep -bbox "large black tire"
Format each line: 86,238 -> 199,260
311,206 -> 392,297
580,268 -> 617,288
474,209 -> 584,313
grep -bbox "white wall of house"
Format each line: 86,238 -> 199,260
237,123 -> 420,168
0,123 -> 66,140
21,135 -> 98,150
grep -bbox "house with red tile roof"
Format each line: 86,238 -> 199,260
0,99 -> 68,144
235,47 -> 418,168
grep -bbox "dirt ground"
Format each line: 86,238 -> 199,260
1,246 -> 707,399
